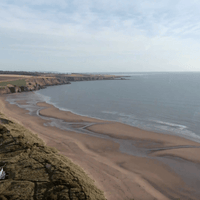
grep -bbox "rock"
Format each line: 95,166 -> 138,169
20,86 -> 28,92
8,87 -> 16,93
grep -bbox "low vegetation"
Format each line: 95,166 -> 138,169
0,113 -> 106,200
0,79 -> 26,87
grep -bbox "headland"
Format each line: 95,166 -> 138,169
0,71 -> 123,95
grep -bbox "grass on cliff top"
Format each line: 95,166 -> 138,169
0,112 -> 106,200
0,79 -> 26,87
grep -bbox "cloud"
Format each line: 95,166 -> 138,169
3,0 -> 68,8
2,0 -> 200,38
1,0 -> 200,72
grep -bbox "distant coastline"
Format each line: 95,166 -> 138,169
0,71 -> 125,95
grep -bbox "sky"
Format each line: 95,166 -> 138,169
1,0 -> 200,73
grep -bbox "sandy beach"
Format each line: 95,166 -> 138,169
1,94 -> 200,200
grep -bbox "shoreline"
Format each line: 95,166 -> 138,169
35,85 -> 200,145
1,93 -> 200,199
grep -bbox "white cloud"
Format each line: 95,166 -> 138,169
3,0 -> 68,8
1,0 -> 200,72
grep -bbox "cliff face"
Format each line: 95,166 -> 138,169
23,77 -> 72,92
0,75 -> 115,95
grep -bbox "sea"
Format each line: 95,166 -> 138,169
7,72 -> 200,143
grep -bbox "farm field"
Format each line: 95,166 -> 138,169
0,79 -> 26,86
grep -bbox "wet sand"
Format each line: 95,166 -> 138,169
1,94 -> 200,200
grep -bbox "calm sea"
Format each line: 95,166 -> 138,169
9,72 -> 200,142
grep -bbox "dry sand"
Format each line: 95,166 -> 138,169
1,94 -> 200,200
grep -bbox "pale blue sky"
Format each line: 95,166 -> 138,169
1,0 -> 200,72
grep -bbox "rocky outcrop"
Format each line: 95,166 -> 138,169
0,87 -> 10,95
8,86 -> 22,93
0,75 -> 118,95
0,78 -> 70,94
0,114 -> 106,200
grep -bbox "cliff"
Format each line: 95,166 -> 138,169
0,112 -> 106,200
0,75 -> 116,95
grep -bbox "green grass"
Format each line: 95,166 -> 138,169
0,79 -> 26,87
